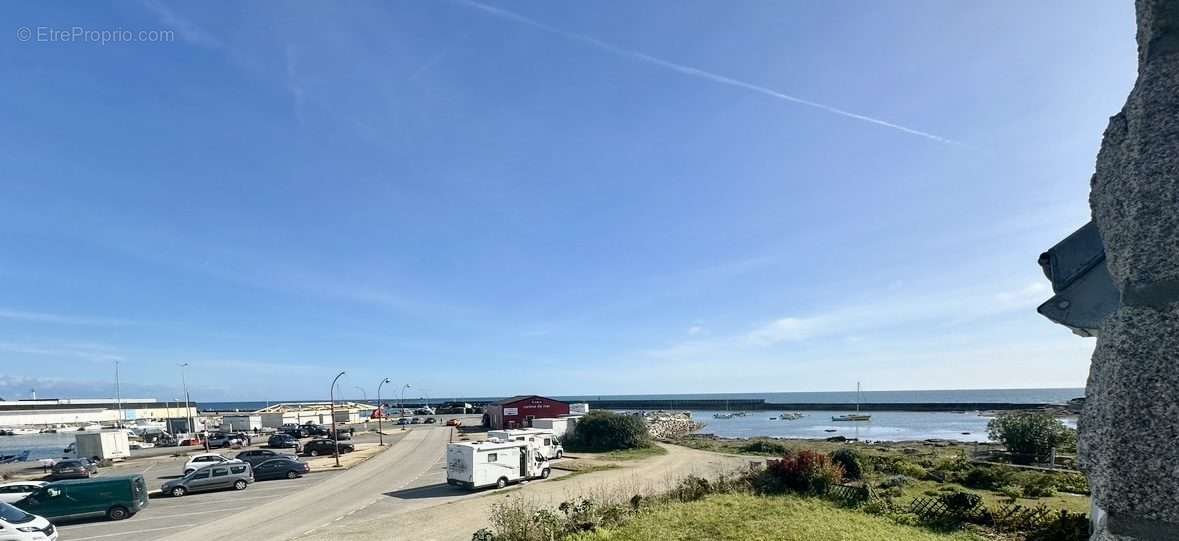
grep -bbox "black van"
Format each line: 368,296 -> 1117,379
16,474 -> 149,521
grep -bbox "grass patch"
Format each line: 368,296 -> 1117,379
566,493 -> 984,541
549,463 -> 622,481
577,445 -> 669,461
899,480 -> 1090,515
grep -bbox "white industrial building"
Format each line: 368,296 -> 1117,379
253,402 -> 372,428
0,399 -> 198,428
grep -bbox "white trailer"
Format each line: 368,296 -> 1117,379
74,430 -> 131,460
486,428 -> 564,459
531,418 -> 574,440
221,414 -> 262,431
446,440 -> 551,490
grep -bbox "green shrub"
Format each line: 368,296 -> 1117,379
738,439 -> 789,456
766,449 -> 845,494
830,448 -> 864,480
961,466 -> 1011,490
987,412 -> 1075,462
894,461 -> 929,480
1015,472 -> 1057,498
878,475 -> 914,489
565,411 -> 651,452
998,485 -> 1022,502
933,454 -> 969,473
1052,472 -> 1090,495
937,490 -> 982,516
1026,510 -> 1090,541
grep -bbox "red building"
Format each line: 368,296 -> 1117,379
483,395 -> 569,429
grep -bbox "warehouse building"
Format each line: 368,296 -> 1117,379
0,399 -> 198,428
482,395 -> 569,430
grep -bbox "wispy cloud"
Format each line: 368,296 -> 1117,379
458,0 -> 958,145
286,43 -> 307,126
0,341 -> 125,362
410,50 -> 449,81
0,308 -> 135,327
140,0 -> 222,49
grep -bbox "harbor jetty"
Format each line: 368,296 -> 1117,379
584,398 -> 1056,412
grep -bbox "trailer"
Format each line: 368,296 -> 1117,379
74,430 -> 132,460
446,440 -> 551,490
221,414 -> 262,432
486,428 -> 564,459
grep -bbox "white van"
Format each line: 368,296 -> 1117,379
0,502 -> 58,541
446,440 -> 551,490
486,429 -> 564,459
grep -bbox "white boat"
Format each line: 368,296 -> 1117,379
712,412 -> 734,419
77,423 -> 104,431
0,427 -> 39,436
779,412 -> 804,421
832,382 -> 871,422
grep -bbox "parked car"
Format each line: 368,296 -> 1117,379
235,449 -> 292,466
281,427 -> 309,438
183,453 -> 240,475
396,418 -> 410,426
15,475 -> 149,521
161,462 -> 252,497
252,458 -> 310,481
302,439 -> 354,457
446,419 -> 462,427
410,417 -> 422,425
424,417 -> 437,424
0,501 -> 57,541
267,434 -> 303,451
50,459 -> 98,480
206,433 -> 242,448
0,482 -> 46,504
301,424 -> 330,437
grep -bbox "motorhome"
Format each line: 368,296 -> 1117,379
486,428 -> 564,459
446,440 -> 551,490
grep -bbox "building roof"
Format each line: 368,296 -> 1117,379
487,395 -> 564,406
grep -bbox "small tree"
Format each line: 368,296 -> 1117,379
565,411 -> 651,452
987,411 -> 1074,463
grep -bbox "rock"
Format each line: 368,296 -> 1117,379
1082,1 -> 1179,537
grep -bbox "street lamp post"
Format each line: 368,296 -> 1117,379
400,384 -> 411,412
329,371 -> 346,468
179,363 -> 193,437
376,378 -> 391,446
354,386 -> 367,403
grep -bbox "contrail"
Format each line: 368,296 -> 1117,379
459,0 -> 957,145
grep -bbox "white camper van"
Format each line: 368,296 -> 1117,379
486,429 -> 564,459
446,440 -> 551,490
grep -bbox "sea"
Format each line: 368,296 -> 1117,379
1,388 -> 1083,460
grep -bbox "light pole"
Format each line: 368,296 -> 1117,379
400,384 -> 411,412
354,386 -> 367,403
329,371 -> 346,468
376,378 -> 390,446
114,360 -> 124,428
179,363 -> 193,437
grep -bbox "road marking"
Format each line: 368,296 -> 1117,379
68,523 -> 196,541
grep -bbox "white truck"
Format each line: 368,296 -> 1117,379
446,440 -> 551,490
486,428 -> 564,459
74,430 -> 131,461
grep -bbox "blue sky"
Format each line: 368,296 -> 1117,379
0,1 -> 1135,402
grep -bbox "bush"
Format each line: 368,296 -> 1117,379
961,466 -> 1011,490
1015,472 -> 1057,498
738,439 -> 789,456
830,448 -> 863,480
878,475 -> 914,489
1052,472 -> 1090,495
937,490 -> 982,516
987,412 -> 1075,462
933,454 -> 969,473
565,411 -> 651,452
894,461 -> 929,480
1026,510 -> 1090,541
766,450 -> 845,494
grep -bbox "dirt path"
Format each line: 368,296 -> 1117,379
301,444 -> 754,541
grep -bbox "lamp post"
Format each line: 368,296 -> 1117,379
179,363 -> 193,437
354,386 -> 367,403
329,371 -> 346,468
400,384 -> 411,412
376,378 -> 390,446
114,360 -> 123,428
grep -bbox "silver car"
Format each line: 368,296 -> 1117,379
162,463 -> 253,497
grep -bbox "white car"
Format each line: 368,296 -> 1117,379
183,453 -> 241,475
0,482 -> 46,504
0,502 -> 58,540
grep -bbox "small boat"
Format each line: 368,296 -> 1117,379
712,413 -> 734,419
779,412 -> 804,421
0,427 -> 38,436
832,382 -> 871,422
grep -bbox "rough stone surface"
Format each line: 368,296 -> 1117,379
1082,1 -> 1179,538
1079,304 -> 1179,523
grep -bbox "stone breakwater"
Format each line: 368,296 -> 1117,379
644,411 -> 704,440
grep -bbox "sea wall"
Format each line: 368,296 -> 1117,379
644,412 -> 704,440
591,399 -> 1052,412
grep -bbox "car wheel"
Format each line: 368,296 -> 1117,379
556,451 -> 563,459
234,479 -> 248,490
286,471 -> 299,479
184,468 -> 194,475
541,468 -> 551,479
107,506 -> 130,520
496,477 -> 508,489
171,486 -> 187,497
309,450 -> 319,457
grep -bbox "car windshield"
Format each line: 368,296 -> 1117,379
0,502 -> 35,524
